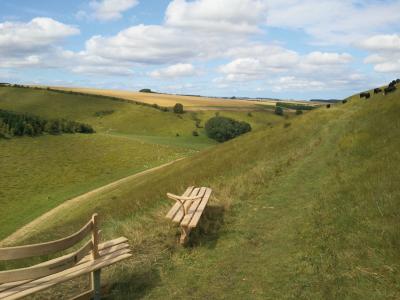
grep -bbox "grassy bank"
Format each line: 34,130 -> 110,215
6,87 -> 400,298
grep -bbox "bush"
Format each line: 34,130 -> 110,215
275,106 -> 284,116
192,130 -> 199,136
0,109 -> 95,139
296,110 -> 303,115
247,112 -> 253,117
173,103 -> 184,114
205,116 -> 251,142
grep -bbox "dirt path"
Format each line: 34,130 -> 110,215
0,157 -> 185,246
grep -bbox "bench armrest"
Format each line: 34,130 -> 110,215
166,193 -> 202,215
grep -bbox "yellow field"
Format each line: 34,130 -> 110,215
44,86 -> 317,110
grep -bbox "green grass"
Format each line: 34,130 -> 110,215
6,86 -> 400,298
0,86 -> 279,240
0,134 -> 191,239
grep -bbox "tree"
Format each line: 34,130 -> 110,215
275,106 -> 284,116
205,116 -> 251,142
139,88 -> 152,93
173,103 -> 184,114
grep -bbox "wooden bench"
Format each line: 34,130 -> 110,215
0,214 -> 131,300
165,186 -> 212,244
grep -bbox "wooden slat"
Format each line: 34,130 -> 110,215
0,240 -> 93,283
165,186 -> 194,219
180,187 -> 207,227
0,219 -> 93,260
98,237 -> 127,251
0,237 -> 129,293
189,188 -> 212,228
1,249 -> 132,300
172,187 -> 200,224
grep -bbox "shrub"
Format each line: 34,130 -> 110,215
173,103 -> 184,114
247,112 -> 253,117
205,116 -> 251,142
0,109 -> 95,138
192,130 -> 199,136
275,106 -> 284,116
296,110 -> 303,115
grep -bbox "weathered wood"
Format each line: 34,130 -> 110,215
165,186 -> 212,245
189,188 -> 212,228
0,249 -> 132,300
70,289 -> 93,300
180,187 -> 207,227
0,219 -> 93,260
172,187 -> 202,223
0,238 -> 129,293
0,240 -> 93,283
0,213 -> 131,300
165,186 -> 194,219
92,269 -> 101,300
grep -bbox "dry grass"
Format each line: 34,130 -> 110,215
45,86 -> 316,110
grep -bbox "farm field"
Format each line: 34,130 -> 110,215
0,86 -> 281,240
43,86 -> 318,110
3,85 -> 400,299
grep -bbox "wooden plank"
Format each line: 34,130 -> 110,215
172,188 -> 201,224
165,186 -> 194,219
70,289 -> 93,300
0,219 -> 93,261
188,188 -> 212,228
0,248 -> 132,299
0,238 -> 129,292
180,187 -> 207,227
0,240 -> 93,283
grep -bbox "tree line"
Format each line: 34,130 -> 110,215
0,109 -> 94,139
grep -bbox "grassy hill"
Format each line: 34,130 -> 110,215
0,86 -> 280,240
3,85 -> 399,298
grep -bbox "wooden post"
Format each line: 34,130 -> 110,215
91,214 -> 101,299
180,226 -> 191,245
92,269 -> 101,300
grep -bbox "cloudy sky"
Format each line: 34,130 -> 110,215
1,0 -> 400,99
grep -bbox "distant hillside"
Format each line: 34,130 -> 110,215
310,98 -> 342,103
7,83 -> 400,298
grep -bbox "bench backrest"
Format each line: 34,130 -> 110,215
0,214 -> 99,283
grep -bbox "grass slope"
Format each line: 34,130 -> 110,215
0,86 -> 280,240
5,86 -> 400,298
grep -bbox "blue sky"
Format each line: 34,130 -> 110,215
1,0 -> 400,100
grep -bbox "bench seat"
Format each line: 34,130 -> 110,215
165,186 -> 212,244
0,214 -> 131,300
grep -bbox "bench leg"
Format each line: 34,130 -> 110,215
180,226 -> 191,245
91,269 -> 101,300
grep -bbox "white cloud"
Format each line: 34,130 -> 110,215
361,34 -> 400,73
265,0 -> 400,45
82,25 -> 200,65
216,44 -> 354,86
360,34 -> 400,52
165,0 -> 267,34
0,18 -> 79,56
89,0 -> 139,21
270,76 -> 326,91
149,63 -> 197,78
304,52 -> 352,65
0,18 -> 79,69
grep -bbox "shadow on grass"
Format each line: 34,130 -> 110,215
187,205 -> 225,249
106,267 -> 161,300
